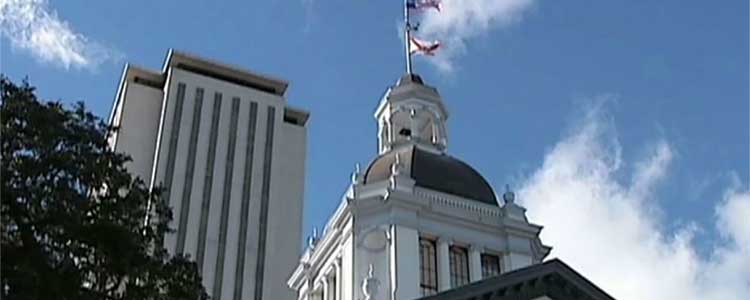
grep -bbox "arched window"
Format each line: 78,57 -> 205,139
379,121 -> 390,152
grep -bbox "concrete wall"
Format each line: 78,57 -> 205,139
113,65 -> 306,300
340,233 -> 354,300
110,81 -> 163,184
263,118 -> 307,299
391,225 -> 420,300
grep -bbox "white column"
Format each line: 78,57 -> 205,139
469,245 -> 482,282
391,225 -> 420,300
340,236 -> 354,300
436,238 -> 451,291
334,259 -> 341,300
320,277 -> 329,300
300,277 -> 315,300
298,283 -> 308,300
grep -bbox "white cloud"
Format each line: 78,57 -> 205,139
301,0 -> 315,33
518,99 -> 750,300
415,0 -> 536,72
0,0 -> 118,69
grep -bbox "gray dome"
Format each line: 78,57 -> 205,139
363,146 -> 498,205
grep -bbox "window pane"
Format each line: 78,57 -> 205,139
481,253 -> 501,279
419,238 -> 438,296
449,246 -> 469,288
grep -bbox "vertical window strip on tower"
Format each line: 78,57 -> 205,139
449,245 -> 469,288
151,82 -> 184,250
481,253 -> 501,279
196,92 -> 222,272
419,238 -> 438,296
162,82 -> 186,215
233,102 -> 258,300
253,106 -> 275,300
213,97 -> 241,300
176,87 -> 204,254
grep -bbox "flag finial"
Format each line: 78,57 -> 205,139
404,0 -> 413,75
404,0 -> 443,74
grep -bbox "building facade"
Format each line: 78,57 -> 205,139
287,74 -> 551,300
108,50 -> 309,300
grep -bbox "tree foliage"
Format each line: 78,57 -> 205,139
1,76 -> 209,300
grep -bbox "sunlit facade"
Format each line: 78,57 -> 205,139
108,50 -> 308,300
287,74 -> 551,300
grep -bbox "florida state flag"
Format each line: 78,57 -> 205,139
409,37 -> 441,56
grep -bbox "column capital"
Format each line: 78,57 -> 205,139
436,237 -> 452,245
469,244 -> 484,253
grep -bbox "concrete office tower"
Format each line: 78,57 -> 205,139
108,50 -> 309,300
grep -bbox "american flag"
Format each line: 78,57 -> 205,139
407,0 -> 442,12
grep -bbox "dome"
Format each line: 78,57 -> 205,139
363,145 -> 498,205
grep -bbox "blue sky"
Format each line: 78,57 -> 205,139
1,1 -> 748,299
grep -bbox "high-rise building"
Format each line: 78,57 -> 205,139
108,49 -> 308,300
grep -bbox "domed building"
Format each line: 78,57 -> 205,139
287,74 -> 557,300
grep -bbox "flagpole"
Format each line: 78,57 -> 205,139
404,0 -> 413,75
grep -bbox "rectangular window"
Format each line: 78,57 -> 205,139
449,245 -> 469,288
419,238 -> 438,296
481,253 -> 501,279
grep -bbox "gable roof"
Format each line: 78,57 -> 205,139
415,259 -> 616,300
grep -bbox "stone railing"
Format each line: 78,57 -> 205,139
414,189 -> 503,218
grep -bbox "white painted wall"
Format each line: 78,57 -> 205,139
263,120 -> 307,300
183,88 -> 213,263
113,64 -> 306,300
508,253 -> 533,272
202,81 -> 233,293
289,185 -> 548,300
287,75 -> 549,300
112,81 -> 163,184
165,81 -> 195,253
340,233 -> 354,300
391,225 -> 420,300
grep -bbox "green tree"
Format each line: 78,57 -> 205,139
1,76 -> 209,300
